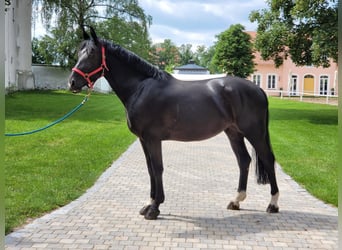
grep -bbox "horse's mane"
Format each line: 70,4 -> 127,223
101,39 -> 168,81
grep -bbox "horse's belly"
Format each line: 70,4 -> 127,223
163,99 -> 230,141
167,119 -> 228,142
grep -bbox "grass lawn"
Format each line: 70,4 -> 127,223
268,97 -> 337,207
5,91 -> 337,234
5,90 -> 136,234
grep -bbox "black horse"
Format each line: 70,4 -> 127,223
69,27 -> 279,220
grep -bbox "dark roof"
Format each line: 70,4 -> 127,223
174,60 -> 208,71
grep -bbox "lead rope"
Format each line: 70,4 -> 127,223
5,90 -> 92,137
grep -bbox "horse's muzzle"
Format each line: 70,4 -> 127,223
69,79 -> 82,93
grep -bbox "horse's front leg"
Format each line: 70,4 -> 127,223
139,139 -> 164,220
139,139 -> 155,215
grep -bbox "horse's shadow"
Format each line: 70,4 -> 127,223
158,209 -> 337,238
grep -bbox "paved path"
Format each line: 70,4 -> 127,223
5,133 -> 338,249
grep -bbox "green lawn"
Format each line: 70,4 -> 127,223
268,97 -> 337,207
5,90 -> 136,234
5,91 -> 337,234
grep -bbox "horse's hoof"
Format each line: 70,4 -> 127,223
139,205 -> 151,216
144,207 -> 160,220
266,204 -> 279,213
227,201 -> 240,210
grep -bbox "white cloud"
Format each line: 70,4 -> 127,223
156,1 -> 175,15
139,0 -> 268,47
149,24 -> 218,48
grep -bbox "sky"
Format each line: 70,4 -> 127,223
138,0 -> 269,48
32,0 -> 269,48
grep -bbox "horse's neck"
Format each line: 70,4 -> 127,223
104,62 -> 145,106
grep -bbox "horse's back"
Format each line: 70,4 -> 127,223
170,75 -> 266,100
165,75 -> 269,123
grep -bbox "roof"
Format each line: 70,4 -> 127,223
174,60 -> 208,71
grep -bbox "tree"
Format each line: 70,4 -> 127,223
212,24 -> 255,78
32,38 -> 50,64
195,45 -> 218,74
249,0 -> 337,68
150,39 -> 180,71
96,16 -> 152,60
32,0 -> 152,68
178,44 -> 194,66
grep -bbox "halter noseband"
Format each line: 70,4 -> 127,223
72,45 -> 109,89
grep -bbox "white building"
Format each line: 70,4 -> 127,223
5,0 -> 34,92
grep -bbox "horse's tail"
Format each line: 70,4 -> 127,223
251,148 -> 270,184
251,98 -> 273,185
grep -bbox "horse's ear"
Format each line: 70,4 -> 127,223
81,25 -> 90,40
89,26 -> 99,45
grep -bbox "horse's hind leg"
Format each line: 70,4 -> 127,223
225,129 -> 251,210
248,136 -> 280,213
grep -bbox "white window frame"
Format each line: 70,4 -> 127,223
319,75 -> 329,95
252,74 -> 262,87
267,74 -> 277,89
289,75 -> 298,96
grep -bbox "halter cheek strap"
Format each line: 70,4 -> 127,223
72,45 -> 109,89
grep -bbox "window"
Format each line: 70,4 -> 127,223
252,74 -> 261,87
289,75 -> 298,96
320,75 -> 329,95
267,74 -> 277,89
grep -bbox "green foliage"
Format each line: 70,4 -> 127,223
178,44 -> 194,66
212,24 -> 255,78
36,27 -> 82,67
150,41 -> 218,73
5,91 -> 136,234
32,0 -> 152,68
32,38 -> 51,64
96,16 -> 152,60
150,39 -> 180,71
250,0 -> 337,67
195,45 -> 219,74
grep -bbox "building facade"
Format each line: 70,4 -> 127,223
247,31 -> 338,97
5,0 -> 34,92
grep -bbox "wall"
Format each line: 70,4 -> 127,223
5,0 -> 34,91
32,65 -> 112,93
32,65 -> 70,90
250,60 -> 338,97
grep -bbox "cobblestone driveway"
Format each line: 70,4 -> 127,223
5,134 -> 338,249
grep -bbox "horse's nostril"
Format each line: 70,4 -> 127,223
69,79 -> 75,88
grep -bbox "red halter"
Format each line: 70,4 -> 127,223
72,45 -> 109,89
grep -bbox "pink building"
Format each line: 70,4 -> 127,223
247,31 -> 338,97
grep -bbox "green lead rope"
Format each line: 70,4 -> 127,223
5,95 -> 90,137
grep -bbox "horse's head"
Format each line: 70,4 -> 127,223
69,26 -> 108,93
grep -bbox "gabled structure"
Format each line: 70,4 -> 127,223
173,60 -> 210,75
